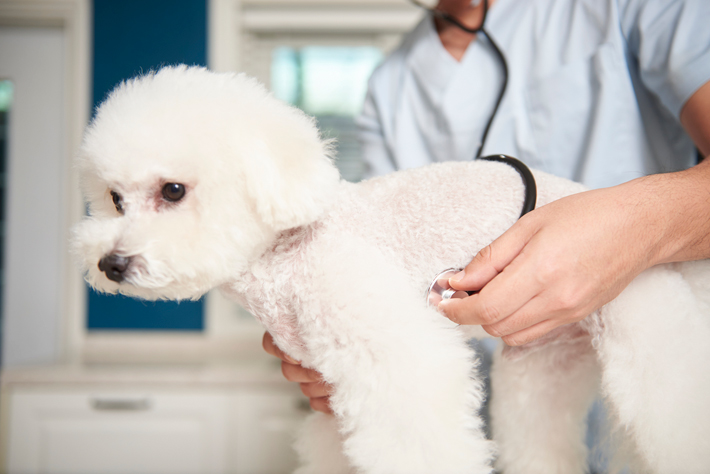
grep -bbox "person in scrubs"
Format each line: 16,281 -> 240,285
265,0 -> 710,418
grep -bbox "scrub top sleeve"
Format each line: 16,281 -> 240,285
619,0 -> 710,119
356,88 -> 397,179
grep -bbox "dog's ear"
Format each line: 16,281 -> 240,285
241,117 -> 340,232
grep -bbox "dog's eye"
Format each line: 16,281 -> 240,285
110,190 -> 123,213
162,183 -> 185,202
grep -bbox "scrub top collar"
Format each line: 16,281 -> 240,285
406,3 -> 506,104
407,15 -> 460,95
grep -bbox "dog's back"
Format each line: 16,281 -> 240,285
324,160 -> 586,293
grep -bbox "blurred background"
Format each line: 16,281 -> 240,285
0,0 -> 422,472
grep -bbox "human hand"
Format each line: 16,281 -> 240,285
440,81 -> 710,346
262,332 -> 333,414
439,182 -> 666,346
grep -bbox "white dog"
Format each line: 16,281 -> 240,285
73,66 -> 710,474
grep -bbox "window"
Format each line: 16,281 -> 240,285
271,46 -> 383,181
232,1 -> 421,181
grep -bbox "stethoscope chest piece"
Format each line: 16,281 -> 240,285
425,155 -> 537,309
425,268 -> 476,308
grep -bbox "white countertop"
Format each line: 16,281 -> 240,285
0,356 -> 293,390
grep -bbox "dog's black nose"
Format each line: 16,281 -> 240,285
98,254 -> 131,283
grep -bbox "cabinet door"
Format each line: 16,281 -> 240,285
232,390 -> 310,474
7,389 -> 229,474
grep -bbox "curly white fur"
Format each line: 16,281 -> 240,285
72,66 -> 710,474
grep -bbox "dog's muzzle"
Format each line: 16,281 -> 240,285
98,254 -> 132,283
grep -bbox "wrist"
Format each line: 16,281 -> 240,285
634,161 -> 710,267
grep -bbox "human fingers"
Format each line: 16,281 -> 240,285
262,331 -> 300,364
499,318 -> 564,347
439,245 -> 543,326
482,282 -> 596,339
300,380 -> 333,399
264,332 -> 334,410
479,295 -> 550,338
309,396 -> 333,414
299,379 -> 334,415
448,216 -> 537,292
281,360 -> 322,383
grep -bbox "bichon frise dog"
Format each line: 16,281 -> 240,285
72,66 -> 710,474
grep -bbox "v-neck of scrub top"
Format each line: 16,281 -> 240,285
405,8 -> 506,163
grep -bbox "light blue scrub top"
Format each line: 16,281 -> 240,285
357,0 -> 710,188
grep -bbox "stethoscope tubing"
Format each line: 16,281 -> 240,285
408,1 -> 538,306
478,154 -> 536,218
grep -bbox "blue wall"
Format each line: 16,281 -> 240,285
88,0 -> 207,330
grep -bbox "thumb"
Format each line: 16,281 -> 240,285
449,218 -> 536,291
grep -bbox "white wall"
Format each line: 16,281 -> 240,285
0,26 -> 66,367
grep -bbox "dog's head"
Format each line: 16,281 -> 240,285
72,65 -> 340,301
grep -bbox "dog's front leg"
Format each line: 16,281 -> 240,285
294,238 -> 493,474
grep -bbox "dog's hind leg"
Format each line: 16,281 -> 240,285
592,264 -> 710,473
296,238 -> 494,474
490,326 -> 600,474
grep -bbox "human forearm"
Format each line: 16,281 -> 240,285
644,159 -> 710,266
652,79 -> 710,264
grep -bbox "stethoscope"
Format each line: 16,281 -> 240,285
425,154 -> 536,307
408,0 -> 539,307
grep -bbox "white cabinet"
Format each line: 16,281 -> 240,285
3,372 -> 309,474
8,390 -> 231,474
232,391 -> 309,474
